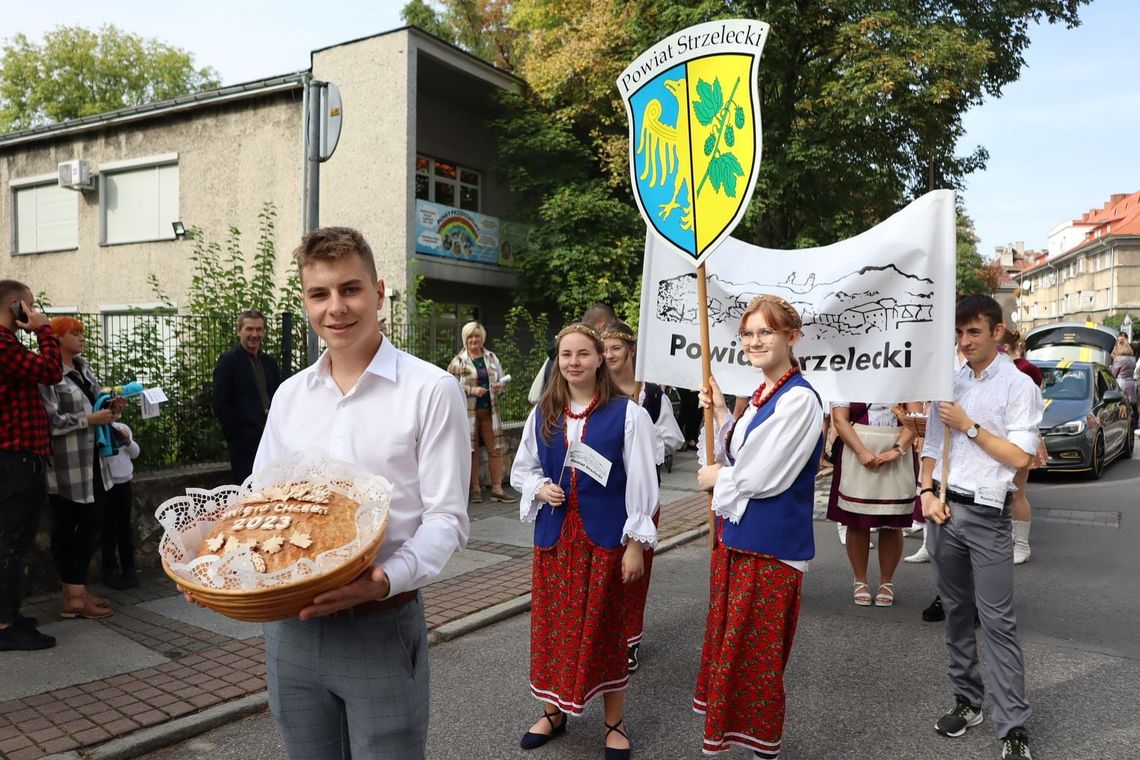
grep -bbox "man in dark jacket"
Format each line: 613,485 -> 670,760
212,310 -> 280,484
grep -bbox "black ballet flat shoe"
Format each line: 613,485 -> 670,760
520,709 -> 566,750
604,719 -> 631,759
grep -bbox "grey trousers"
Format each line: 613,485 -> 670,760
264,594 -> 430,759
929,499 -> 1030,738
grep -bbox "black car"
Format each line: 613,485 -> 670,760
1033,359 -> 1134,479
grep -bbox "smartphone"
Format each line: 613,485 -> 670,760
9,301 -> 28,323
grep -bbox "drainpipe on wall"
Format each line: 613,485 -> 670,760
299,71 -> 311,237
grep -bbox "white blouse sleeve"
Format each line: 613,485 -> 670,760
654,395 -> 685,463
697,414 -> 735,466
510,407 -> 551,523
622,401 -> 661,547
712,388 -> 824,523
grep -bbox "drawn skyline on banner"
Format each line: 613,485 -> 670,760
654,263 -> 937,338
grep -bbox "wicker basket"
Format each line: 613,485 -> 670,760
892,404 -> 928,437
162,514 -> 387,623
157,452 -> 392,623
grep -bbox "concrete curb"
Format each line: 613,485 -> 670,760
47,694 -> 269,760
66,521 -> 713,759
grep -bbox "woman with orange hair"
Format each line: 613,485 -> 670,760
694,295 -> 825,759
38,316 -> 123,619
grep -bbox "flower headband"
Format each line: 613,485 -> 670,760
600,328 -> 636,343
556,323 -> 602,342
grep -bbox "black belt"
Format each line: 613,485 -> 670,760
935,481 -> 1012,508
328,590 -> 418,619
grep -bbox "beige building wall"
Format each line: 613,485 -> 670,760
0,93 -> 303,313
1016,241 -> 1140,328
312,31 -> 413,297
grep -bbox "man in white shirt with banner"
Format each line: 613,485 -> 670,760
919,294 -> 1041,760
254,227 -> 470,759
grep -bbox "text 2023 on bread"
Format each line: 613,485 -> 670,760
196,481 -> 361,573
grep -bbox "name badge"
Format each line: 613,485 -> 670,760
565,441 -> 613,487
974,482 -> 1008,510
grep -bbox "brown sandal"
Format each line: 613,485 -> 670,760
60,599 -> 113,620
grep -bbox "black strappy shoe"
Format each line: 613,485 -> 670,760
604,719 -> 631,759
520,708 -> 567,750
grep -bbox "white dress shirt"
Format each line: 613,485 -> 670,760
511,399 -> 660,547
921,354 -> 1042,497
637,384 -> 685,465
701,386 -> 824,572
254,338 -> 471,598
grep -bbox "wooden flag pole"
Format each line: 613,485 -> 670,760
696,262 -> 717,548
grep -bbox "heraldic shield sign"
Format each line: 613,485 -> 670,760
619,20 -> 769,267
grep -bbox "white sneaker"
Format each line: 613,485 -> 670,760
903,522 -> 924,538
904,543 -> 930,563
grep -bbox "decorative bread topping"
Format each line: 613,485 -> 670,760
197,480 -> 359,573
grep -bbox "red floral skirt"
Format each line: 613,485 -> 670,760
693,539 -> 802,756
623,510 -> 660,647
530,506 -> 629,715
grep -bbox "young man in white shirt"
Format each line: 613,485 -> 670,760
919,295 -> 1041,760
254,227 -> 470,759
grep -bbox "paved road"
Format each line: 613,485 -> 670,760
145,448 -> 1140,759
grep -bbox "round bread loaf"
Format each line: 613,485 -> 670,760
197,481 -> 360,574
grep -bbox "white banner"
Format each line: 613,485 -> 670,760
636,190 -> 957,403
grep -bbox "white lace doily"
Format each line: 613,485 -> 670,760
157,449 -> 392,590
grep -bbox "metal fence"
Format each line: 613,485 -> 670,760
48,312 -> 307,473
45,310 -> 546,473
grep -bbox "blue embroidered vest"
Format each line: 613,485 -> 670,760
720,373 -> 823,560
534,398 -> 629,549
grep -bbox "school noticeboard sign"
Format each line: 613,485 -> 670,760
414,200 -> 529,267
618,19 -> 769,267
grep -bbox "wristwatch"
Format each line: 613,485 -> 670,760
965,423 -> 980,440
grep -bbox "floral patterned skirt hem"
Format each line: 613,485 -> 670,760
693,543 -> 801,755
623,510 -> 660,646
530,509 -> 628,714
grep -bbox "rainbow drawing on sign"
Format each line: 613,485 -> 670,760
439,214 -> 478,258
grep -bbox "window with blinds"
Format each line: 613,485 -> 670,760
102,162 -> 180,244
13,183 -> 79,254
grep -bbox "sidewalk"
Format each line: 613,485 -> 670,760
0,451 -> 715,760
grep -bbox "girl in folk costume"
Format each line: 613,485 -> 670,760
511,323 -> 660,759
826,400 -> 922,606
694,296 -> 824,760
601,320 -> 683,673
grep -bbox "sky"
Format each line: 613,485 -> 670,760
4,0 -> 1138,260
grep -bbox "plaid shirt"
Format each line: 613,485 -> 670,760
39,356 -> 113,503
0,324 -> 62,456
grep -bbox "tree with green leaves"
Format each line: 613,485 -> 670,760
0,25 -> 220,132
956,209 -> 1004,295
450,1 -> 1090,322
401,0 -> 518,72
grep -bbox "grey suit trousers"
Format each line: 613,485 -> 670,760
264,593 -> 430,759
929,498 -> 1030,739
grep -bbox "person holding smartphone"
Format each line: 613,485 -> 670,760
0,280 -> 63,651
